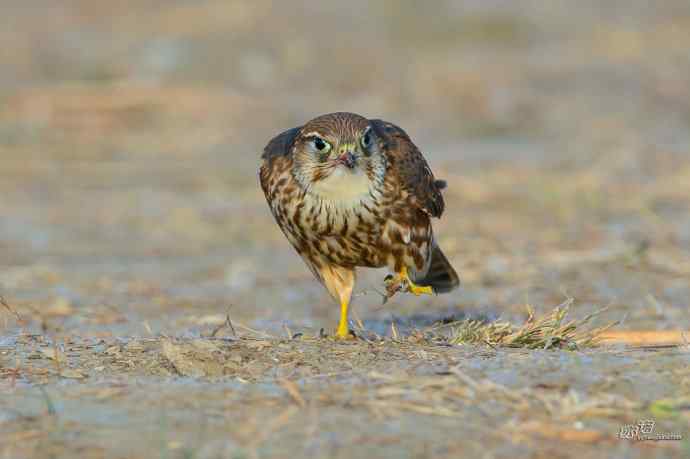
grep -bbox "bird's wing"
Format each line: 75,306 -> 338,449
261,126 -> 302,161
370,119 -> 445,218
259,125 -> 302,196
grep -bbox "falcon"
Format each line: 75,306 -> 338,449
259,112 -> 459,338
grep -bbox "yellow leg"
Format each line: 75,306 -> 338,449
400,266 -> 434,296
335,299 -> 350,339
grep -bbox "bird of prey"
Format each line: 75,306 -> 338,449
259,112 -> 459,339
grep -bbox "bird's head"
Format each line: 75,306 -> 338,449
289,113 -> 386,199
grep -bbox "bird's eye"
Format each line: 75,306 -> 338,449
312,137 -> 330,152
361,130 -> 371,149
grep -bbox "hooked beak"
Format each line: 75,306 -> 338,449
335,151 -> 356,169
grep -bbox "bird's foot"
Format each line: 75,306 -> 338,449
383,274 -> 404,301
320,326 -> 357,340
383,268 -> 434,299
335,328 -> 357,340
335,322 -> 354,340
333,300 -> 357,340
406,280 -> 434,296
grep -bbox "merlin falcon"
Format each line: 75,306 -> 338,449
259,112 -> 459,338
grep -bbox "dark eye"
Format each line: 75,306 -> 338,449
312,137 -> 331,153
361,130 -> 372,149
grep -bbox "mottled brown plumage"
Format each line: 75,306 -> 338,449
259,112 -> 459,338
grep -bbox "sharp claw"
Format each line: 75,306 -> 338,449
383,269 -> 434,299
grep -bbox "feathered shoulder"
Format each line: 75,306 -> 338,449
370,119 -> 446,218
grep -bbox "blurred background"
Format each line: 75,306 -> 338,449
2,0 -> 690,338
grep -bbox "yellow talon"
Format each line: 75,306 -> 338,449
408,283 -> 434,296
399,266 -> 434,296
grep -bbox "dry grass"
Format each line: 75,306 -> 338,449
429,298 -> 618,350
2,1 -> 690,457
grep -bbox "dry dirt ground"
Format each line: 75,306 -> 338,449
1,1 -> 689,458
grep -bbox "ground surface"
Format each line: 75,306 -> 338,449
1,1 -> 689,458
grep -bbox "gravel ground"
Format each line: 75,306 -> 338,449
1,1 -> 689,458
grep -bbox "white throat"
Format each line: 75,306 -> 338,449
310,167 -> 371,204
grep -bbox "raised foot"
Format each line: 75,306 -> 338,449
407,283 -> 434,296
383,267 -> 435,301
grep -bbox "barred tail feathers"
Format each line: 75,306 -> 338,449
413,244 -> 459,294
